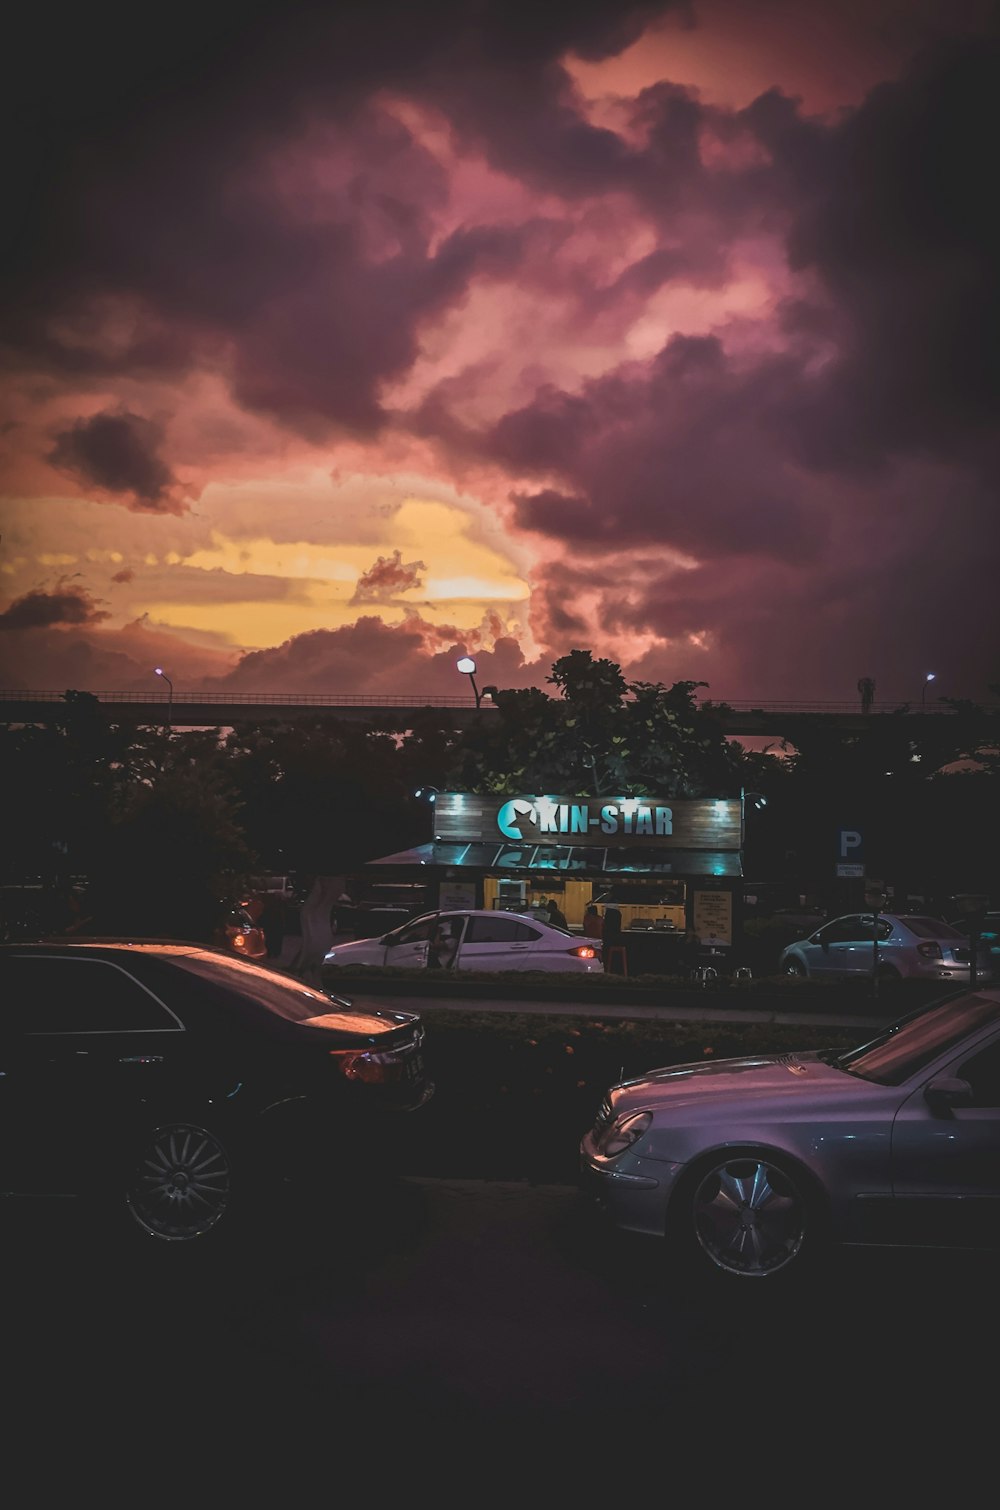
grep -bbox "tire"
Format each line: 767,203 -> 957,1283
672,1150 -> 826,1283
781,957 -> 807,977
876,964 -> 901,981
124,1121 -> 236,1243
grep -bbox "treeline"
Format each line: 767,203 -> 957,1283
1,653 -> 997,938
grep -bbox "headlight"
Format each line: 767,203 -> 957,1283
597,1110 -> 652,1157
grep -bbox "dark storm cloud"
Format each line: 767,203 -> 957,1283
1,1 -> 667,428
48,411 -> 177,509
462,39 -> 1000,576
5,3 -> 997,481
500,335 -> 827,561
202,614 -> 546,697
0,586 -> 109,631
777,37 -> 1000,476
351,551 -> 427,603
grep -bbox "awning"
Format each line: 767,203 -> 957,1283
364,842 -> 741,878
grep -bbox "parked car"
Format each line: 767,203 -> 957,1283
220,903 -> 267,961
0,941 -> 433,1247
779,911 -> 993,982
580,985 -> 1000,1284
322,908 -> 602,979
951,911 -> 1000,964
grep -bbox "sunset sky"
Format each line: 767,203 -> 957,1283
2,0 -> 997,707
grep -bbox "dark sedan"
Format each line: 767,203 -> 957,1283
0,941 -> 433,1247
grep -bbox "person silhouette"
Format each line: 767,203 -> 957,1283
857,676 -> 875,714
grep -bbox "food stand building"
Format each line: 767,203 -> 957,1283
355,792 -> 744,964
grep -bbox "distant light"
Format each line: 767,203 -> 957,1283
925,672 -> 936,683
456,656 -> 477,675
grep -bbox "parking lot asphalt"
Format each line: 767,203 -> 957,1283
5,1171 -> 993,1490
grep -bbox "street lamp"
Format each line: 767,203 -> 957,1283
740,789 -> 767,847
456,656 -> 482,708
154,666 -> 173,732
921,672 -> 936,712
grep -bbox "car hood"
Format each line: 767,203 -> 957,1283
324,937 -> 385,960
609,1050 -> 864,1117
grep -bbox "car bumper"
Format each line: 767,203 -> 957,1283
578,1137 -> 684,1238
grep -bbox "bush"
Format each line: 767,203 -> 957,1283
400,1008 -> 869,1182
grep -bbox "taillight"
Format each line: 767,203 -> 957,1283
233,934 -> 249,950
569,945 -> 597,960
917,942 -> 943,959
328,1049 -> 394,1084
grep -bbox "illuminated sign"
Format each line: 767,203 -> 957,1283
434,793 -> 742,851
497,797 -> 675,840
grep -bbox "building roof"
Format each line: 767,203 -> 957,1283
363,841 -> 742,878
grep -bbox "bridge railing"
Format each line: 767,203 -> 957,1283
0,690 -> 985,714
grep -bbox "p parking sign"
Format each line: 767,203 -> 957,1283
838,827 -> 864,863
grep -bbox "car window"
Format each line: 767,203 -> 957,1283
465,916 -> 530,944
900,916 -> 966,941
820,916 -> 865,944
139,948 -> 339,1022
0,955 -> 184,1033
851,915 -> 892,941
837,993 -> 1000,1086
390,919 -> 438,946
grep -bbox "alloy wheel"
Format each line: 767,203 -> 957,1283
690,1154 -> 809,1278
126,1122 -> 233,1241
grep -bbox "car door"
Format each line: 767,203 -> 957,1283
813,914 -> 889,975
458,914 -> 540,970
838,914 -> 893,974
889,1029 -> 1000,1249
0,953 -> 187,1197
380,916 -> 439,969
805,916 -> 862,976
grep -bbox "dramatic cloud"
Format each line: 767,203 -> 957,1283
0,586 -> 109,632
1,0 -> 997,706
351,551 -> 427,602
47,411 -> 180,511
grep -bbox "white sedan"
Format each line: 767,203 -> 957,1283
321,908 -> 603,977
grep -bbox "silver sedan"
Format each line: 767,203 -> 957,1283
580,987 -> 1000,1284
779,911 -> 993,982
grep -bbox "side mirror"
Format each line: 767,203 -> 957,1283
924,1076 -> 973,1112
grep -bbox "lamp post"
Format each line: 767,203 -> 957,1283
154,666 -> 173,733
456,656 -> 482,708
414,786 -> 439,841
921,672 -> 936,713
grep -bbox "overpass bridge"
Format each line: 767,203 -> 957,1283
0,689 -> 978,737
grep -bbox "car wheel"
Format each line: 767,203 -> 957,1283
675,1150 -> 825,1282
124,1122 -> 235,1243
876,963 -> 901,980
781,957 -> 806,977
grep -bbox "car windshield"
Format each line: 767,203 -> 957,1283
830,991 -> 1000,1085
